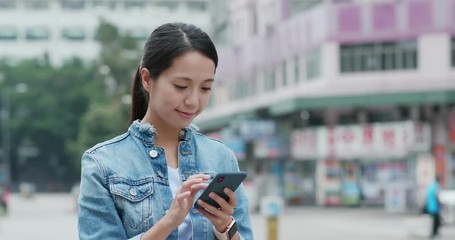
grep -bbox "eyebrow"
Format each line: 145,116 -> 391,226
174,76 -> 214,83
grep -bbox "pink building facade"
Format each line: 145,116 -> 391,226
196,0 -> 455,210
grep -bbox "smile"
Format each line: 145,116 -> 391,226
176,110 -> 195,119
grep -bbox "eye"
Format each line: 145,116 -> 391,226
174,84 -> 187,90
201,87 -> 212,92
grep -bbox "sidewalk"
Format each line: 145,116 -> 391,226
251,206 -> 455,240
1,194 -> 455,240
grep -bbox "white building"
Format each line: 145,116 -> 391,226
0,0 -> 211,65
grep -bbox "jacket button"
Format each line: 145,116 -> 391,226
129,187 -> 137,196
149,150 -> 158,158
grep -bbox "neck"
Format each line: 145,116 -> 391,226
141,112 -> 181,146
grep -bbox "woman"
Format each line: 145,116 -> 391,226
78,22 -> 253,240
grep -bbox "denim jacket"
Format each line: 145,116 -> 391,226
78,120 -> 253,240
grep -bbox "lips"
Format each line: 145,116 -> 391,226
176,110 -> 195,119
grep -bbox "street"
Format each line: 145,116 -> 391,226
1,194 -> 455,240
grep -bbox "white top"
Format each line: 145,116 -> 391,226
168,166 -> 193,240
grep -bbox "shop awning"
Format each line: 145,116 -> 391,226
268,90 -> 455,116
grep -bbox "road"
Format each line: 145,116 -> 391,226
1,193 -> 455,239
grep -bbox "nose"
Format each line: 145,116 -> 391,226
184,91 -> 198,109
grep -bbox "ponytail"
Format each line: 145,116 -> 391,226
129,67 -> 148,125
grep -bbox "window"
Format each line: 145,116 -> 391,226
294,56 -> 300,84
396,41 -> 417,69
124,0 -> 146,9
187,1 -> 206,12
290,0 -> 322,17
0,25 -> 17,40
0,0 -> 16,9
306,49 -> 321,80
24,0 -> 50,9
61,26 -> 85,41
229,81 -> 237,100
92,0 -> 116,9
25,26 -> 50,40
250,72 -> 257,96
264,68 -> 276,92
340,40 -> 417,73
452,38 -> 455,67
239,78 -> 248,99
155,1 -> 178,11
282,61 -> 288,87
61,0 -> 85,10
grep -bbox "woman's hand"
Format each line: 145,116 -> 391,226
196,188 -> 237,232
165,174 -> 210,228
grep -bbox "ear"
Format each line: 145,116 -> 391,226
140,68 -> 153,93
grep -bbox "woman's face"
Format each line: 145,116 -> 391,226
142,51 -> 215,130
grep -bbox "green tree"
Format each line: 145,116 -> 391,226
71,20 -> 141,172
0,58 -> 103,190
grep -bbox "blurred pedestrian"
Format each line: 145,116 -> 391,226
0,184 -> 11,216
425,176 -> 442,239
78,22 -> 252,240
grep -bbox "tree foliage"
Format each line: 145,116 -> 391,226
0,20 -> 141,191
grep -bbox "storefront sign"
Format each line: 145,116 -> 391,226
238,120 -> 276,140
254,137 -> 289,159
291,121 -> 431,159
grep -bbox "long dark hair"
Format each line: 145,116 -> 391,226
129,22 -> 218,124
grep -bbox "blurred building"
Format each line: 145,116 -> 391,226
196,0 -> 455,211
0,0 -> 211,65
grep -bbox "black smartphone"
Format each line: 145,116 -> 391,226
194,172 -> 247,210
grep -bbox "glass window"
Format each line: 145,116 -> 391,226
61,0 -> 85,10
242,78 -> 249,98
0,25 -> 17,40
187,1 -> 206,12
25,0 -> 50,9
340,40 -> 417,73
452,39 -> 455,67
61,26 -> 85,41
294,56 -> 300,83
264,69 -> 276,92
250,72 -> 257,96
306,49 -> 321,80
155,1 -> 178,11
282,61 -> 288,87
93,0 -> 116,9
340,46 -> 352,72
124,0 -> 146,9
398,41 -> 418,69
0,0 -> 16,9
382,43 -> 395,70
25,26 -> 50,41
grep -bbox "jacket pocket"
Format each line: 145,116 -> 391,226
109,177 -> 154,229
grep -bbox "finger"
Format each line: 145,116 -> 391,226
198,207 -> 217,221
208,192 -> 233,216
175,191 -> 191,200
190,183 -> 208,196
187,174 -> 211,181
196,199 -> 223,216
180,178 -> 206,191
224,188 -> 237,206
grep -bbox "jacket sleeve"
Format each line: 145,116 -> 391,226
78,152 -> 143,240
228,150 -> 254,240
